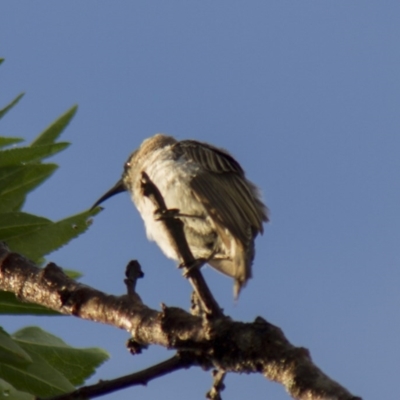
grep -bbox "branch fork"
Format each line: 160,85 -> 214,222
0,174 -> 362,400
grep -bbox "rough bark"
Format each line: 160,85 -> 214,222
0,242 -> 361,400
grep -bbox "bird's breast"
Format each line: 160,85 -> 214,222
130,147 -> 217,261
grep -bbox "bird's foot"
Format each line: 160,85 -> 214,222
154,208 -> 181,220
180,258 -> 207,277
154,208 -> 205,221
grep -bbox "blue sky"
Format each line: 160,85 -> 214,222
1,2 -> 399,399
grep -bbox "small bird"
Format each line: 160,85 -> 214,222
92,134 -> 268,297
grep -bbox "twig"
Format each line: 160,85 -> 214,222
124,261 -> 146,354
39,353 -> 192,400
124,260 -> 144,295
206,370 -> 226,400
140,171 -> 223,318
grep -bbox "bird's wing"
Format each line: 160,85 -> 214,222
173,140 -> 268,244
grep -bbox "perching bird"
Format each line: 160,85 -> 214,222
92,134 -> 268,297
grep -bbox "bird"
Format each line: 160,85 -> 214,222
92,134 -> 268,297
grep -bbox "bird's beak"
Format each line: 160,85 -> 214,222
91,179 -> 127,210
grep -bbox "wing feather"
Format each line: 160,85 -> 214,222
173,140 -> 268,244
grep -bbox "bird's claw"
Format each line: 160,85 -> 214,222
154,208 -> 181,220
180,258 -> 207,277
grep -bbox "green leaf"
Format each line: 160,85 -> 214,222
13,327 -> 109,386
0,143 -> 70,167
0,328 -> 32,365
0,213 -> 50,242
0,137 -> 24,149
0,346 -> 75,397
1,209 -> 100,262
63,269 -> 83,279
0,292 -> 60,316
0,164 -> 58,213
0,93 -> 24,120
0,326 -> 108,398
0,378 -> 33,400
0,59 -> 4,65
31,105 -> 78,147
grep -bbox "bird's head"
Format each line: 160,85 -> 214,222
91,134 -> 176,209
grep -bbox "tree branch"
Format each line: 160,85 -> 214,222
0,242 -> 361,400
140,171 -> 223,318
39,353 -> 192,400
